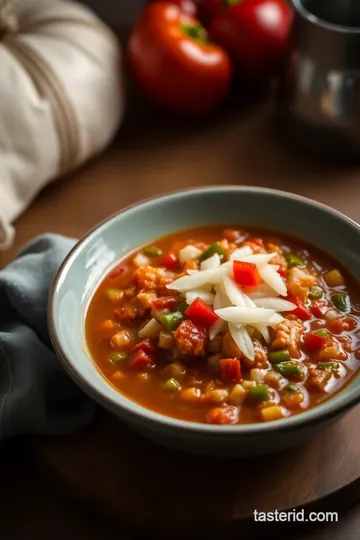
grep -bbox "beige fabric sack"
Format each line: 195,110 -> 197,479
0,0 -> 124,248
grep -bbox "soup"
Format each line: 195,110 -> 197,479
86,226 -> 360,425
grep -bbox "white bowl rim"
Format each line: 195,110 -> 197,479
48,185 -> 360,436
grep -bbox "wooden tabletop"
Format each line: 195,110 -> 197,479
1,87 -> 360,538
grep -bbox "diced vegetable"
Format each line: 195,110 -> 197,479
104,289 -> 123,302
228,384 -> 247,405
287,296 -> 311,320
111,330 -> 132,349
314,329 -> 329,338
180,387 -> 202,403
233,260 -> 262,287
163,378 -> 182,392
186,289 -> 215,306
308,286 -> 324,300
311,300 -> 328,318
132,338 -> 156,355
219,358 -> 242,383
277,268 -> 287,279
274,362 -> 303,378
205,405 -> 239,425
109,352 -> 128,364
208,353 -> 221,374
318,362 -> 340,372
332,293 -> 349,312
324,269 -> 345,287
285,383 -> 298,393
248,384 -> 270,401
176,299 -> 188,314
261,405 -> 285,422
109,264 -> 126,280
199,242 -> 226,262
185,298 -> 218,328
160,311 -> 184,331
143,246 -> 163,257
269,349 -> 291,364
285,253 -> 305,268
179,245 -> 202,263
303,332 -> 327,351
98,319 -> 117,333
158,331 -> 175,349
138,318 -> 162,339
162,362 -> 185,378
133,253 -> 150,268
129,350 -> 155,369
158,252 -> 178,270
203,389 -> 229,403
250,368 -> 266,382
152,297 -> 177,310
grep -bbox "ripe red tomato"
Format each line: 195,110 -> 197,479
128,3 -> 232,116
151,0 -> 198,17
209,0 -> 293,79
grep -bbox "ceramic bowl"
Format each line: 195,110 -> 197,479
49,187 -> 360,457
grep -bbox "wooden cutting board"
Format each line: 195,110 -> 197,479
29,406 -> 360,538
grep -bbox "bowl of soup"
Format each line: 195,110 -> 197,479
49,187 -> 360,457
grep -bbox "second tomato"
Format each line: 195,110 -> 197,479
209,0 -> 293,79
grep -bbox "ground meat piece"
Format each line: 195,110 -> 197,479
206,405 -> 239,425
178,259 -> 200,278
287,267 -> 316,302
223,229 -> 244,243
282,391 -> 304,410
307,369 -> 331,392
133,266 -> 174,294
137,291 -> 157,308
222,331 -> 242,359
316,341 -> 346,361
114,297 -> 147,322
272,314 -> 305,359
266,243 -> 287,269
242,339 -> 268,369
174,320 -> 208,356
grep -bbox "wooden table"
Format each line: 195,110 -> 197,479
1,88 -> 360,538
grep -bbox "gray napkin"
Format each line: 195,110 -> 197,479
0,234 -> 97,441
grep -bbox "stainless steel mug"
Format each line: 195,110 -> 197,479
278,0 -> 360,161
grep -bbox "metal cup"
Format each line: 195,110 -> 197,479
278,0 -> 360,161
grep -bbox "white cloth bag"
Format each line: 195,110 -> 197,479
0,0 -> 124,248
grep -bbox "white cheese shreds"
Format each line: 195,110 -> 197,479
186,289 -> 215,306
229,323 -> 255,360
229,246 -> 253,261
253,298 -> 296,311
200,253 -> 221,271
258,263 -> 287,297
178,245 -> 202,264
215,307 -> 276,324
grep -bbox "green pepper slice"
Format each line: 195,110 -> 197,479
248,384 -> 270,401
285,253 -> 305,268
332,293 -> 349,312
199,242 -> 226,262
274,362 -> 303,378
109,352 -> 128,364
318,362 -> 340,372
308,286 -> 324,300
163,378 -> 182,392
269,349 -> 291,364
143,246 -> 163,257
160,311 -> 184,331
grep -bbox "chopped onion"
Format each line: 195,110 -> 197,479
249,323 -> 271,343
229,246 -> 253,261
215,306 -> 276,324
186,289 -> 215,305
268,313 -> 284,329
200,253 -> 221,271
254,298 -> 296,311
179,245 -> 202,264
209,318 -> 226,340
166,266 -> 227,292
229,323 -> 255,360
245,283 -> 280,299
250,368 -> 267,382
325,308 -> 338,321
187,269 -> 198,275
214,284 -> 232,309
237,253 -> 278,265
138,318 -> 162,338
133,253 -> 150,268
222,275 -> 255,308
258,264 -> 287,297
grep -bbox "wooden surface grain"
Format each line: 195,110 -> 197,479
1,88 -> 360,538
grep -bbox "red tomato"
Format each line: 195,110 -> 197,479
152,0 -> 198,17
209,0 -> 293,79
303,333 -> 326,351
198,0 -> 224,26
152,296 -> 178,310
233,260 -> 262,287
185,297 -> 218,327
158,252 -> 179,270
287,296 -> 311,321
128,3 -> 232,116
310,300 -> 328,318
132,338 -> 156,356
129,350 -> 155,369
219,358 -> 242,383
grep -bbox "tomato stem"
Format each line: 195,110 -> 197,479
181,22 -> 208,44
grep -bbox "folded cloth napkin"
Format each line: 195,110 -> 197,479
0,234 -> 97,441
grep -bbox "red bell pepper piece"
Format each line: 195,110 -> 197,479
132,338 -> 156,356
287,296 -> 311,321
233,260 -> 262,287
152,296 -> 177,310
185,297 -> 218,328
129,350 -> 155,369
277,267 -> 287,280
109,264 -> 126,280
219,358 -> 242,383
158,252 -> 178,270
310,300 -> 328,318
303,333 -> 327,351
247,237 -> 263,247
